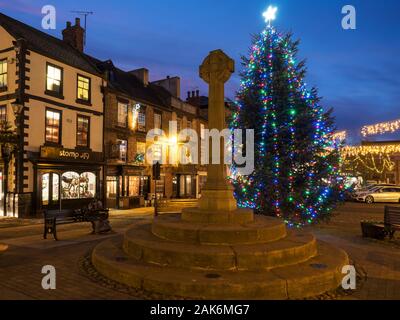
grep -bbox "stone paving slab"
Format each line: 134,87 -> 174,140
0,202 -> 399,300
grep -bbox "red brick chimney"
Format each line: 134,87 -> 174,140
62,18 -> 84,52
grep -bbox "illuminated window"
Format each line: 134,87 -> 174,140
45,109 -> 61,144
138,112 -> 146,132
52,174 -> 59,201
106,176 -> 117,198
136,142 -> 146,163
117,139 -> 127,162
118,102 -> 128,127
79,172 -> 96,198
0,105 -> 6,125
77,75 -> 90,102
153,143 -> 162,162
61,171 -> 96,199
77,115 -> 90,147
42,173 -> 50,205
46,63 -> 63,94
0,59 -> 7,89
128,176 -> 140,196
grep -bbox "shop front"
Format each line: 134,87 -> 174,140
171,165 -> 199,199
33,146 -> 103,214
106,165 -> 149,209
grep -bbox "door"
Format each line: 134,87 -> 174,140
41,173 -> 60,209
0,170 -> 3,216
106,176 -> 118,209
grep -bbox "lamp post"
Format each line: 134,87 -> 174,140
11,101 -> 24,189
1,144 -> 12,216
11,101 -> 24,216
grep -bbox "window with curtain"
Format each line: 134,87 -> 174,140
0,59 -> 7,89
118,102 -> 128,127
77,115 -> 90,147
45,109 -> 61,144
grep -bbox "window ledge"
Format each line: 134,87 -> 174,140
45,90 -> 64,100
76,99 -> 92,106
43,142 -> 63,148
75,146 -> 92,151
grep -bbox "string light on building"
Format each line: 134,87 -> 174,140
332,130 -> 347,142
361,119 -> 400,137
341,145 -> 400,174
341,144 -> 400,158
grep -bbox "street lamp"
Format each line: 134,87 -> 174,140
1,143 -> 13,216
11,101 -> 24,205
11,102 -> 24,124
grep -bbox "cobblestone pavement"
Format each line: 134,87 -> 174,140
0,203 -> 399,300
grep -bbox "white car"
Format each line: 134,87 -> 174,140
356,186 -> 400,204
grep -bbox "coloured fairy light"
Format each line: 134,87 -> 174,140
230,8 -> 343,228
263,5 -> 278,26
361,119 -> 400,137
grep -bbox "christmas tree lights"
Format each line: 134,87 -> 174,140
230,13 -> 343,227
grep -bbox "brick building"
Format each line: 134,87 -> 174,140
0,14 -> 105,217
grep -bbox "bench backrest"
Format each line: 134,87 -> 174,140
384,206 -> 400,226
44,209 -> 78,219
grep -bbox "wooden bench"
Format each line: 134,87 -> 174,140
384,206 -> 400,239
43,209 -> 84,241
44,208 -> 110,241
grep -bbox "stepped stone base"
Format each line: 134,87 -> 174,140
91,214 -> 349,299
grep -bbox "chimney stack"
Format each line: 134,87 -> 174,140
62,18 -> 85,52
152,76 -> 181,98
129,68 -> 149,86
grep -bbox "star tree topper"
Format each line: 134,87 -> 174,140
263,5 -> 278,26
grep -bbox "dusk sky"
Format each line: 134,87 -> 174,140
1,0 -> 399,143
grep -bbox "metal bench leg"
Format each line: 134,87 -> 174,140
53,220 -> 58,241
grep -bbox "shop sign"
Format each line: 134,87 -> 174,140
40,146 -> 103,163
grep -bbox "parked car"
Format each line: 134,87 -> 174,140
355,186 -> 400,204
351,184 -> 397,200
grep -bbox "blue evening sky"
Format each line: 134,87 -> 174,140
1,0 -> 399,143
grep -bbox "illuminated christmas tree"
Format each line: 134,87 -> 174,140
231,7 -> 343,227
